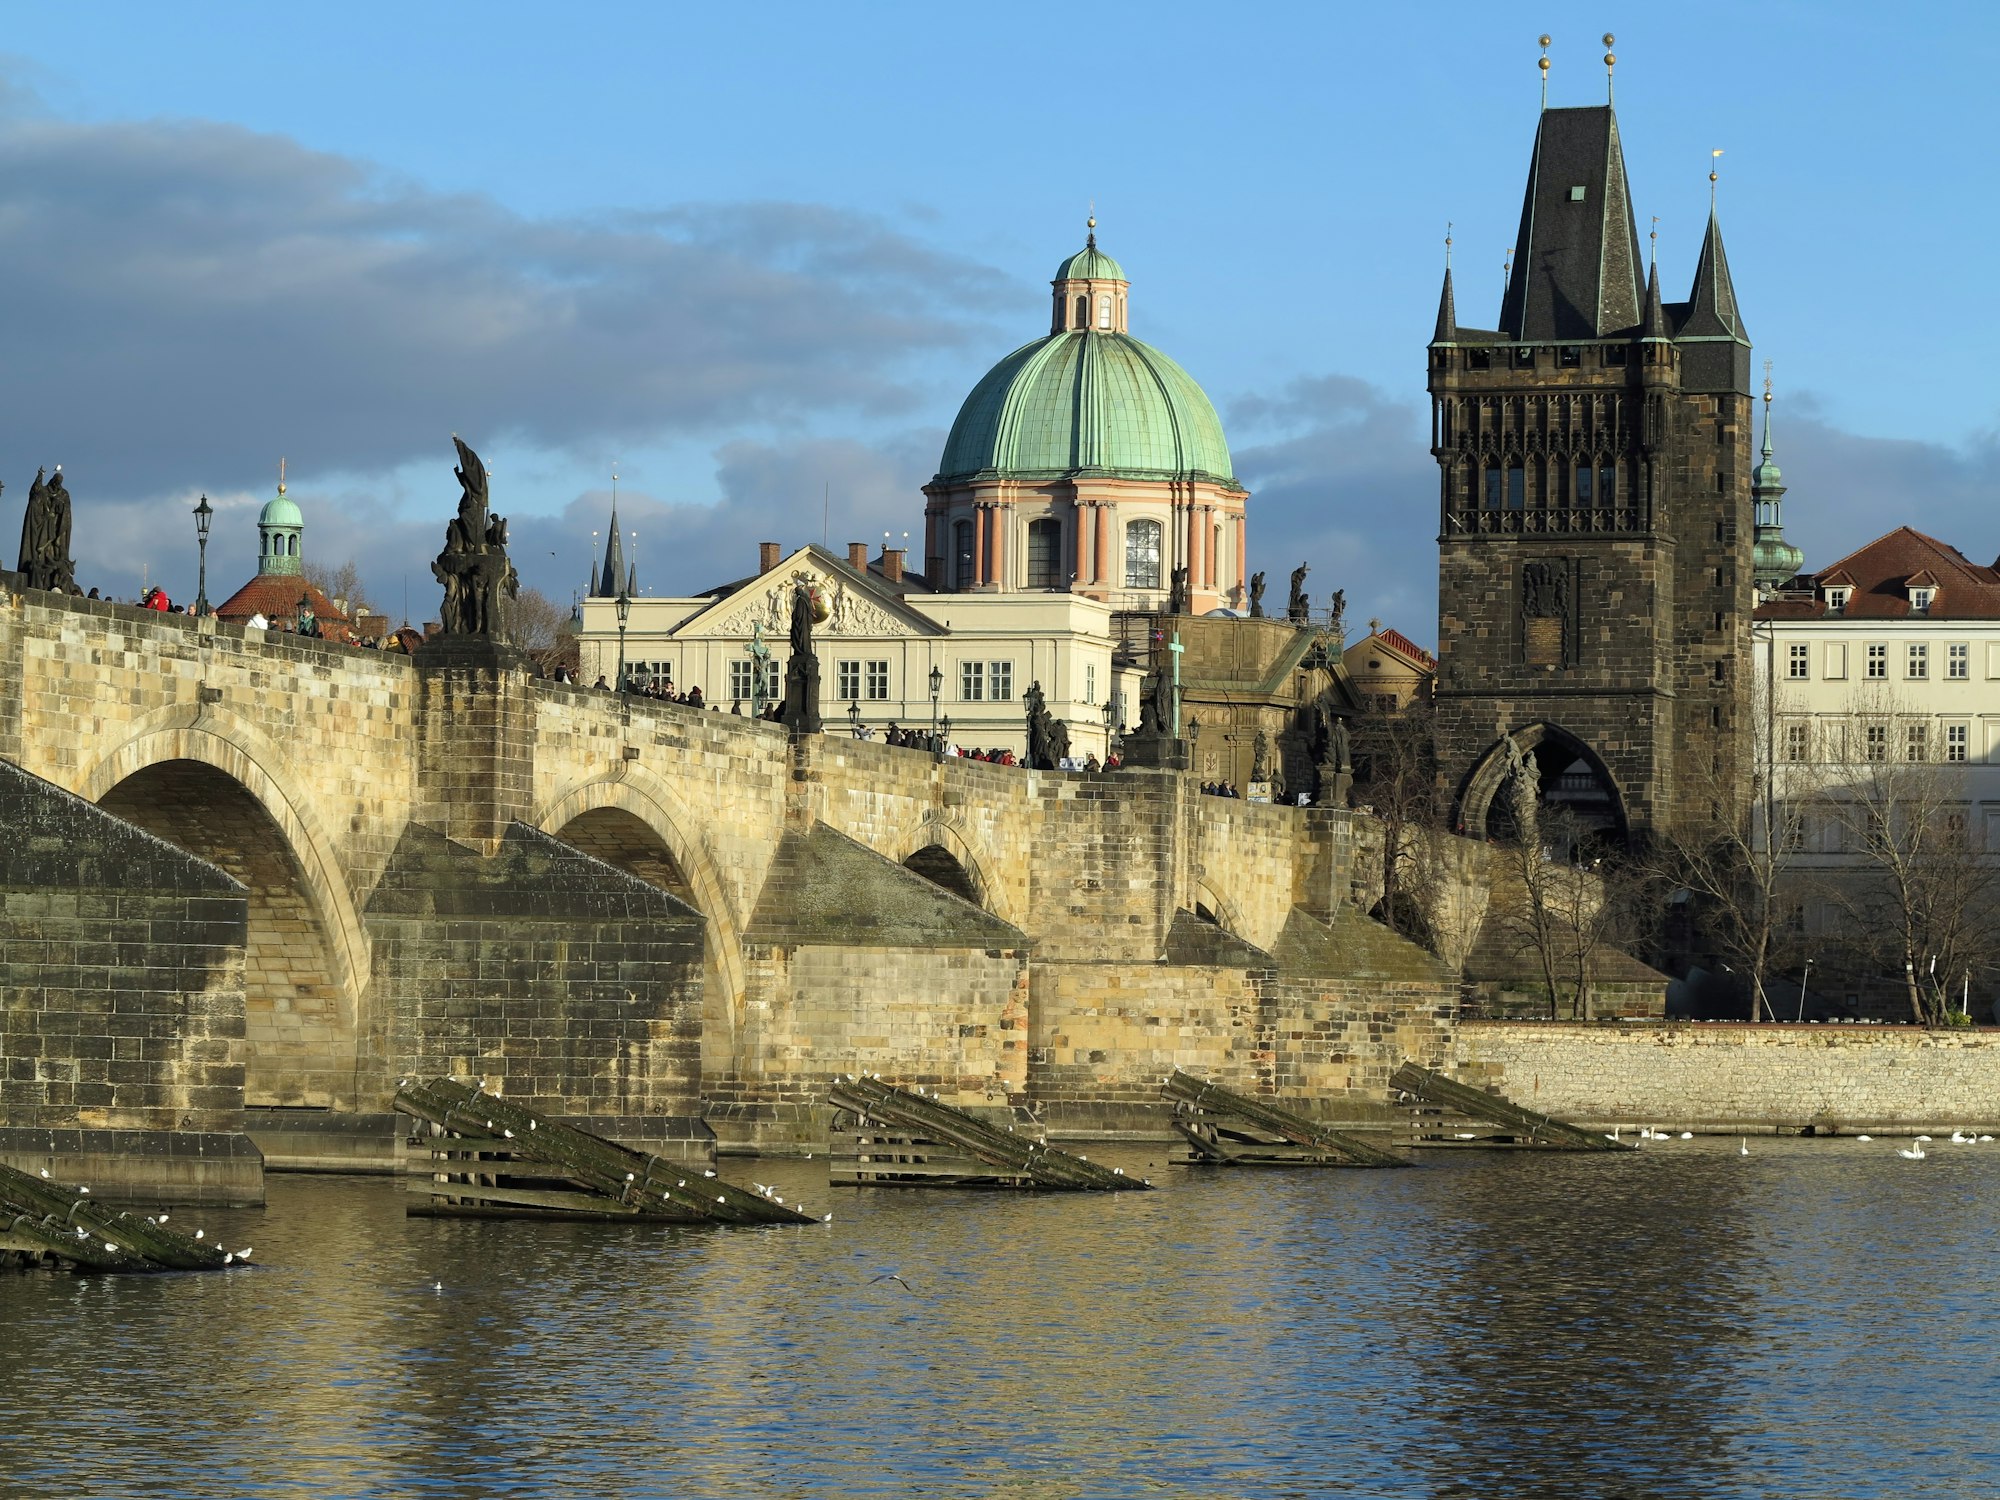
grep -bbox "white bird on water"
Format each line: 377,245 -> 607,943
1739,1140 -> 1750,1156
1679,1132 -> 1693,1140
1899,1143 -> 1927,1160
1857,1135 -> 1873,1143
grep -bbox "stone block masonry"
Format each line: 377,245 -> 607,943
0,760 -> 247,1132
1452,1021 -> 2000,1132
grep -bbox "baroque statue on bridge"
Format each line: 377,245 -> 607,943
430,437 -> 519,640
17,466 -> 76,594
1248,570 -> 1266,618
779,579 -> 822,733
1287,561 -> 1310,623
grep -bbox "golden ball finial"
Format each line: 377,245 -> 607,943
1602,32 -> 1615,46
1086,214 -> 1096,231
1540,33 -> 1552,47
1539,56 -> 1549,73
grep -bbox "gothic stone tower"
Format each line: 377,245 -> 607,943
1429,101 -> 1753,846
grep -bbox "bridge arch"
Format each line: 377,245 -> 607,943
898,814 -> 1010,923
1191,876 -> 1247,937
78,707 -> 371,1108
1457,721 -> 1630,846
536,768 -> 747,1073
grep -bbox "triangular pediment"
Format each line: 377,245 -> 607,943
672,546 -> 941,641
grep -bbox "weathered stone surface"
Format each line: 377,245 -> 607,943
0,759 -> 247,1131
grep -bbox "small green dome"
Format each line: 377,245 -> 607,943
1753,452 -> 1782,491
259,490 -> 302,529
1754,534 -> 1804,589
935,331 -> 1236,487
1054,242 -> 1125,283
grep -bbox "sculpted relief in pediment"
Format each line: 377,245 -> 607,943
707,570 -> 913,639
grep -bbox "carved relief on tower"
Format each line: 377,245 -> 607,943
1521,558 -> 1575,668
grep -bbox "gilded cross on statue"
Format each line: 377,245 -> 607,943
1167,630 -> 1185,737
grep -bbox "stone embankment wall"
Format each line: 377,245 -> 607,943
1452,1021 -> 2000,1131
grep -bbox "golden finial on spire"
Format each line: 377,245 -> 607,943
1445,221 -> 1453,270
1710,148 -> 1724,207
1086,199 -> 1097,249
1763,358 -> 1773,406
1602,33 -> 1616,102
278,456 -> 286,497
1649,215 -> 1659,271
1502,246 -> 1514,303
1539,35 -> 1551,110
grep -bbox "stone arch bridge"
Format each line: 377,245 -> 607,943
0,590 -> 1468,1149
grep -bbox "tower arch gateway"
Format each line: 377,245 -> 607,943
1457,722 -> 1630,847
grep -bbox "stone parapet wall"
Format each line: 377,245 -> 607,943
1451,1020 -> 2000,1131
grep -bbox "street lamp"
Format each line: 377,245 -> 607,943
1103,692 -> 1123,760
614,584 -> 631,692
1795,957 -> 1815,1023
938,713 -> 951,761
191,494 -> 213,616
928,663 -> 944,747
848,698 -> 864,739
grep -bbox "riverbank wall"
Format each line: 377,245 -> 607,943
1451,1020 -> 2000,1133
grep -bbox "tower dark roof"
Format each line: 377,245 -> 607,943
596,505 -> 626,598
1498,105 -> 1644,340
1433,267 -> 1458,343
1680,205 -> 1747,341
1641,259 -> 1667,339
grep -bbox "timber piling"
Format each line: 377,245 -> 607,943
0,1160 -> 240,1272
1162,1070 -> 1410,1167
1391,1063 -> 1637,1151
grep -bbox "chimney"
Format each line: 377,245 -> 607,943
883,548 -> 906,584
758,541 -> 780,575
848,541 -> 870,572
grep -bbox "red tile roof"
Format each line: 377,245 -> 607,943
1371,627 -> 1437,671
213,575 -> 354,641
1754,527 -> 2000,621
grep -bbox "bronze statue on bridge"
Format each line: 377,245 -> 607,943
16,466 -> 76,594
431,437 -> 518,639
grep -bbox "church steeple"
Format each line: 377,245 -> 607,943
1641,259 -> 1668,340
596,487 -> 628,598
1752,368 -> 1801,594
1683,204 -> 1745,340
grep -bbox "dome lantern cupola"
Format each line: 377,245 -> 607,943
1751,372 -> 1802,594
1050,217 -> 1129,334
257,458 -> 304,578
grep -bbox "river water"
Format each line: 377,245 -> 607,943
3,1137 -> 1994,1499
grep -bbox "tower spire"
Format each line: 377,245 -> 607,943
1538,34 -> 1550,110
596,470 -> 626,598
1751,361 -> 1801,593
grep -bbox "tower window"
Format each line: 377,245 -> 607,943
1568,185 -> 1587,201
1484,467 -> 1502,509
1468,349 -> 1491,370
1124,519 -> 1161,589
1075,295 -> 1087,327
1026,518 -> 1062,590
1097,295 -> 1112,329
952,519 -> 974,590
1604,345 -> 1628,367
1559,346 -> 1581,368
1513,347 -> 1536,369
1575,464 -> 1593,503
1506,464 -> 1525,510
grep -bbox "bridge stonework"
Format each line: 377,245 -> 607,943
1,588 -> 1467,1148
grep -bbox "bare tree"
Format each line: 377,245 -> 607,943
302,558 -> 375,617
1351,698 -> 1448,943
1820,691 -> 1998,1024
512,586 -> 578,677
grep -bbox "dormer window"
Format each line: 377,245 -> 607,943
1826,586 -> 1850,614
1911,587 -> 1935,614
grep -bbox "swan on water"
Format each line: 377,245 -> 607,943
1899,1144 -> 1927,1160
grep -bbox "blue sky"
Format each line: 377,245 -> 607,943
2,1 -> 1996,641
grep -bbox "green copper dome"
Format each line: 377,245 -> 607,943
1054,242 -> 1125,283
259,490 -> 302,529
935,330 -> 1237,487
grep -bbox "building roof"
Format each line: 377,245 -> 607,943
1499,105 -> 1645,341
259,490 -> 302,529
1369,627 -> 1437,672
1755,526 -> 2000,621
1054,237 -> 1126,284
212,576 -> 353,639
935,329 -> 1236,488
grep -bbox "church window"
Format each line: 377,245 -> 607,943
1097,295 -> 1112,329
1483,467 -> 1502,509
1124,519 -> 1162,589
1908,643 -> 1928,679
1599,465 -> 1615,502
1866,643 -> 1887,679
1506,464 -> 1525,510
1574,464 -> 1593,503
866,661 -> 890,700
1949,643 -> 1969,678
1027,519 -> 1062,590
952,520 -> 974,590
1075,295 -> 1087,328
1787,643 -> 1809,680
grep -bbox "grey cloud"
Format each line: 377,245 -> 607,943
0,99 -> 1010,504
1231,375 -> 1439,643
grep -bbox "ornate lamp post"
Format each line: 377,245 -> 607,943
848,697 -> 864,739
1102,694 -> 1120,760
614,584 -> 631,692
938,713 -> 952,762
928,663 -> 944,748
192,494 -> 213,617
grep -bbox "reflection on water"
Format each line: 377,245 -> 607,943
3,1139 -> 1995,1499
